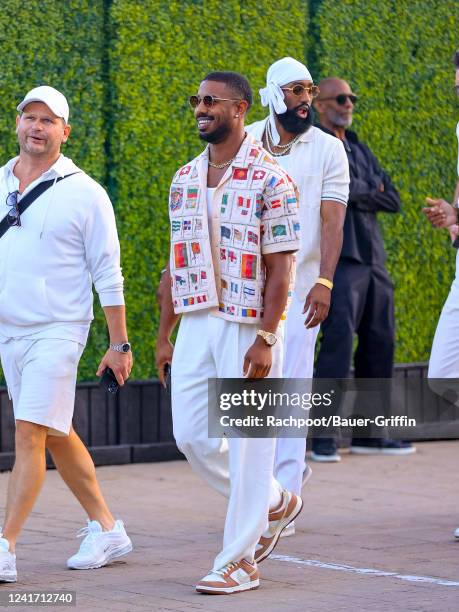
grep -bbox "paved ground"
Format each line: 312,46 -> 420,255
0,440 -> 457,611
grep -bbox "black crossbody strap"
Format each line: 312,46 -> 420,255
0,172 -> 80,239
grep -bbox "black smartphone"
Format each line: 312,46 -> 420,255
164,363 -> 171,395
100,367 -> 119,394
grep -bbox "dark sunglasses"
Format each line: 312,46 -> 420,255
281,84 -> 320,98
318,94 -> 358,105
6,191 -> 20,227
189,95 -> 241,109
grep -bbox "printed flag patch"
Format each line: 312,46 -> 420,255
241,253 -> 257,280
170,187 -> 183,212
233,168 -> 248,181
174,243 -> 188,268
272,224 -> 287,237
241,308 -> 257,317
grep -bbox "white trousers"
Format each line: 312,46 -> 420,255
429,262 -> 459,377
171,310 -> 283,571
275,293 -> 319,493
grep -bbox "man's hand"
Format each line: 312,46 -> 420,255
155,337 -> 174,387
303,284 -> 331,328
96,349 -> 133,386
423,197 -> 456,228
243,336 -> 272,379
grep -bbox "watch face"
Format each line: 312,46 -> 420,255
266,334 -> 276,346
122,343 -> 131,353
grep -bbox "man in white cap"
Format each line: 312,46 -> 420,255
247,58 -> 349,530
0,86 -> 133,582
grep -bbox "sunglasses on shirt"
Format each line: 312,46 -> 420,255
318,94 -> 358,105
189,95 -> 241,109
6,191 -> 21,227
281,84 -> 320,98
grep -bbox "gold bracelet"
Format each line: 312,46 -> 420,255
316,277 -> 333,290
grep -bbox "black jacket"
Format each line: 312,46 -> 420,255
318,125 -> 400,265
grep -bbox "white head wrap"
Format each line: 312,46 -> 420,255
259,57 -> 312,144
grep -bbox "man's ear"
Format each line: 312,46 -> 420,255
62,124 -> 72,143
313,99 -> 323,114
236,99 -> 249,118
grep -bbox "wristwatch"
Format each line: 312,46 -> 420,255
256,329 -> 277,346
110,342 -> 131,353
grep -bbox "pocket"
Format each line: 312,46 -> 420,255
0,273 -> 52,326
34,339 -> 83,378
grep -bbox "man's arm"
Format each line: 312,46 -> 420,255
243,252 -> 294,379
96,306 -> 133,386
304,200 -> 346,328
155,266 -> 180,386
423,180 -> 459,230
349,146 -> 400,214
84,190 -> 131,385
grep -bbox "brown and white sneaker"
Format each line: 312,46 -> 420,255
254,490 -> 303,563
196,559 -> 259,595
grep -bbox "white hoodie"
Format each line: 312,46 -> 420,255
0,155 -> 124,344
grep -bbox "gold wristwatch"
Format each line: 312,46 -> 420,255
257,329 -> 277,346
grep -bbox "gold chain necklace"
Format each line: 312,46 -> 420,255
208,157 -> 235,169
265,121 -> 302,157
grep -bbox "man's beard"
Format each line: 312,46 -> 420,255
275,104 -> 314,135
198,120 -> 231,144
326,108 -> 352,128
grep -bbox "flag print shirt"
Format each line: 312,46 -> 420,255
168,133 -> 300,324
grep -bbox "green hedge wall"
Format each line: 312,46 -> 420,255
315,0 -> 458,363
108,0 -> 309,378
0,0 -> 108,381
0,0 -> 456,382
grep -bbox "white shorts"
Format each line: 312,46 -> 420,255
0,338 -> 84,436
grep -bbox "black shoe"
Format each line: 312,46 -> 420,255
350,438 -> 416,455
311,438 -> 341,463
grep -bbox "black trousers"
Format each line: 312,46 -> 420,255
312,261 -> 395,444
315,260 -> 395,378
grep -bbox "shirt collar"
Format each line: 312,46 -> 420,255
316,123 -> 358,143
199,132 -> 261,170
3,153 -> 68,182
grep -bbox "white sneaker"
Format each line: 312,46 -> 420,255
280,522 -> 295,538
196,559 -> 259,594
67,520 -> 132,570
254,490 -> 303,563
0,537 -> 17,582
454,527 -> 459,540
280,465 -> 311,538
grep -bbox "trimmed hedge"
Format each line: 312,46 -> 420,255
315,0 -> 458,363
0,0 -> 108,381
0,1 -> 456,381
108,0 -> 309,378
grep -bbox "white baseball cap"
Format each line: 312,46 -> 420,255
17,86 -> 69,123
